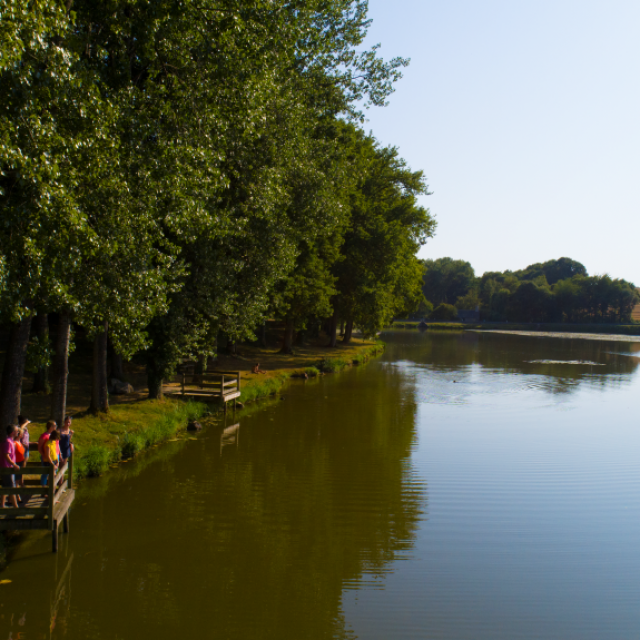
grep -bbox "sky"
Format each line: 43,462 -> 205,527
362,0 -> 640,283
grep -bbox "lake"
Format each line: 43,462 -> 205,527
2,330 -> 640,639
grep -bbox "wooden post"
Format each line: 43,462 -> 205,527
63,512 -> 70,534
237,372 -> 241,393
68,452 -> 74,490
52,522 -> 59,553
182,373 -> 185,396
47,466 -> 55,514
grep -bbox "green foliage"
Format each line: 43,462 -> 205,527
75,401 -> 206,476
332,130 -> 437,339
320,357 -> 350,373
240,375 -> 290,404
305,367 -> 321,378
422,258 -> 475,306
515,257 -> 587,285
24,337 -> 52,374
455,290 -> 481,310
430,303 -> 459,321
421,323 -> 466,331
77,445 -> 111,478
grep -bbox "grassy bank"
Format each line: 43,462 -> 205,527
12,334 -> 385,478
74,400 -> 208,478
0,334 -> 384,569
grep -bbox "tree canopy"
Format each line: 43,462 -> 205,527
0,0 -> 434,418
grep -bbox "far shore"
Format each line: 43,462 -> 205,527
469,329 -> 640,343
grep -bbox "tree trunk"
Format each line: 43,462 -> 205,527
259,322 -> 267,348
339,320 -> 345,337
50,312 -> 71,427
327,312 -> 337,348
227,340 -> 236,355
279,316 -> 295,354
31,312 -> 51,394
0,315 -> 33,426
89,320 -> 109,414
195,353 -> 207,386
147,361 -> 164,400
342,318 -> 354,345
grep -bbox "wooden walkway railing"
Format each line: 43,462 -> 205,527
0,447 -> 75,552
169,371 -> 241,409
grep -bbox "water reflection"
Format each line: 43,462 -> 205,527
0,364 -> 426,640
384,330 -> 640,401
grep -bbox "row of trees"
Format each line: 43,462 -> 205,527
0,1 -> 436,424
420,257 -> 639,323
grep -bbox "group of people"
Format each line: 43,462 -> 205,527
1,415 -> 74,508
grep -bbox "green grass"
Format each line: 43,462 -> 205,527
304,366 -> 321,377
74,400 -> 207,478
239,373 -> 290,404
420,322 -> 466,331
320,356 -> 350,373
319,341 -> 385,372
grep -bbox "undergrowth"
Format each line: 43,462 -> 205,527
75,401 -> 206,478
240,373 -> 290,404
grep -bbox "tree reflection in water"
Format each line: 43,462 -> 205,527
0,361 -> 426,640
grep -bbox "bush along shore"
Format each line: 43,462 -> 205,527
0,339 -> 385,569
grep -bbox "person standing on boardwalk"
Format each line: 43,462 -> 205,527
13,427 -> 26,495
43,430 -> 60,474
59,416 -> 74,463
1,425 -> 20,509
38,420 -> 56,486
18,415 -> 30,463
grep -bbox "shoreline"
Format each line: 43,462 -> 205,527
0,338 -> 385,570
468,329 -> 640,342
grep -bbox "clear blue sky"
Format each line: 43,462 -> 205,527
362,0 -> 640,283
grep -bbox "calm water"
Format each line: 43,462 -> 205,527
2,330 -> 640,639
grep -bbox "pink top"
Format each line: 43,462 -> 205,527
0,437 -> 15,468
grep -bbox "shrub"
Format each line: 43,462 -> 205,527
79,445 -> 111,477
320,357 -> 349,373
430,303 -> 459,321
305,366 -> 320,377
120,432 -> 144,458
422,322 -> 465,331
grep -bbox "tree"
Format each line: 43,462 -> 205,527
516,257 -> 587,285
430,303 -> 458,321
422,258 -> 475,306
333,132 -> 436,343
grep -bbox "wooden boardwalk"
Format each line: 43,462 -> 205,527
0,447 -> 75,552
167,370 -> 241,409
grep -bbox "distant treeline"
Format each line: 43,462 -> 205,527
418,257 -> 639,323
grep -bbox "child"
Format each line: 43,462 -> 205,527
18,415 -> 30,463
59,416 -> 74,463
43,430 -> 60,487
38,420 -> 56,486
13,427 -> 26,495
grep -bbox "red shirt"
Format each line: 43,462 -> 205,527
38,432 -> 50,458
